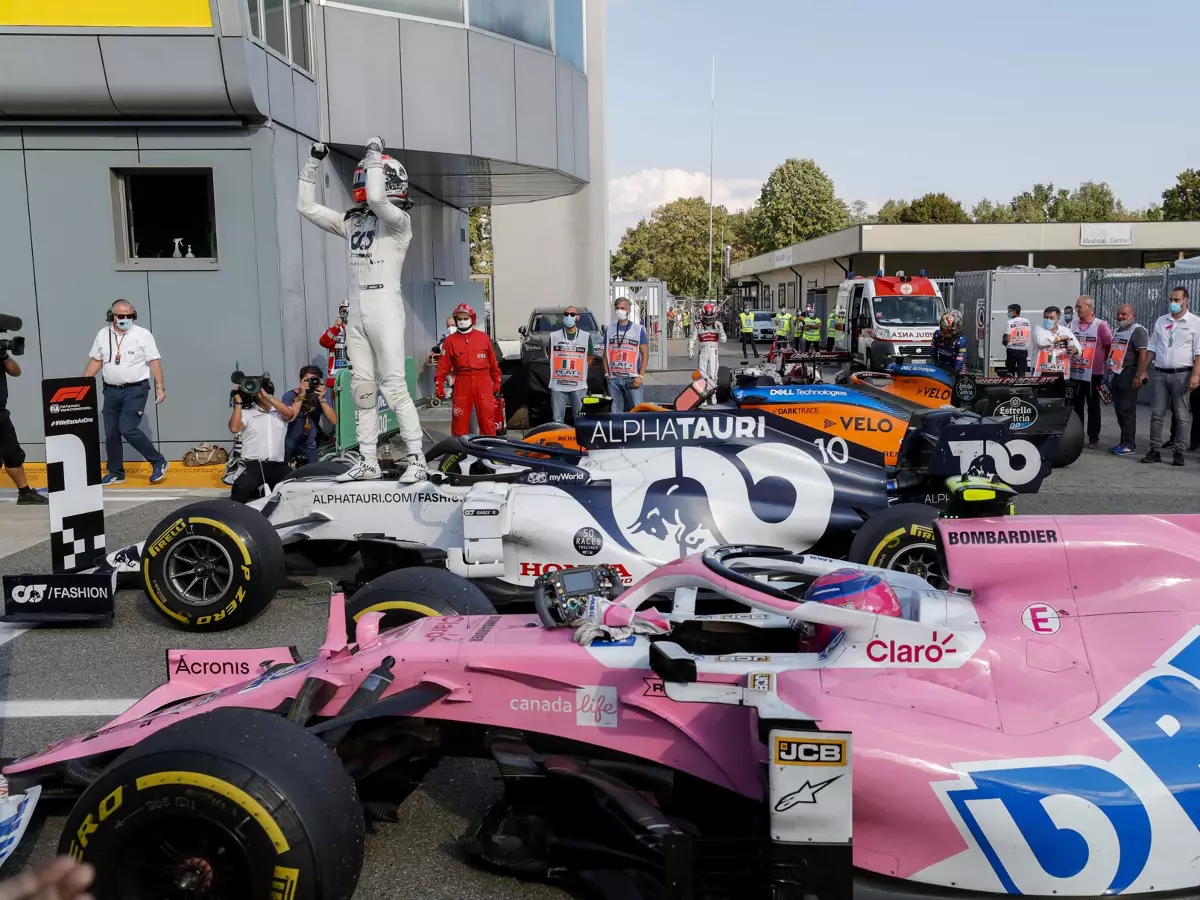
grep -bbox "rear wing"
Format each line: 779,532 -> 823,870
926,422 -> 1059,493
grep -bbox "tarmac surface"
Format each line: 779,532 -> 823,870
0,340 -> 1196,898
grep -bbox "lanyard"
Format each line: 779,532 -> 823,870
108,329 -> 128,365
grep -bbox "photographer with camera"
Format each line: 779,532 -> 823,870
282,365 -> 337,466
227,374 -> 296,503
0,315 -> 46,505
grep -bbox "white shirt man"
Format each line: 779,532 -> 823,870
228,386 -> 295,502
1030,310 -> 1081,376
82,300 -> 168,485
1137,289 -> 1200,463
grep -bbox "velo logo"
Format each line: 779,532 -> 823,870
10,584 -> 45,604
49,386 -> 90,404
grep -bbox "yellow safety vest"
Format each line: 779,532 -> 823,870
775,313 -> 793,336
802,315 -> 822,341
739,311 -> 754,333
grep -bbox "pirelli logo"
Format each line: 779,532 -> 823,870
773,737 -> 846,766
146,519 -> 186,558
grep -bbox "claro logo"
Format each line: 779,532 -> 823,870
867,631 -> 957,664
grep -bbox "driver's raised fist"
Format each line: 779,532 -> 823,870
309,141 -> 329,160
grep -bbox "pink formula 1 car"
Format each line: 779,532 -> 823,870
2,517 -> 1198,899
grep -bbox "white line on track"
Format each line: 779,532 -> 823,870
0,626 -> 30,649
0,700 -> 136,718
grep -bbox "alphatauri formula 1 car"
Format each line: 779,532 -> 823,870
107,378 -> 1057,632
5,520 -> 1197,900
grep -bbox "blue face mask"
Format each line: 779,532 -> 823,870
1171,302 -> 1183,315
1043,318 -> 1055,329
115,318 -> 133,331
563,315 -> 577,328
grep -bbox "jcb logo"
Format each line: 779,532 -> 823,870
49,386 -> 90,404
774,737 -> 846,766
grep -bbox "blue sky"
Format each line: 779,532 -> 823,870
605,0 -> 1198,244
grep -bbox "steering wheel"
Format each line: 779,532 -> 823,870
532,566 -> 624,628
849,371 -> 894,389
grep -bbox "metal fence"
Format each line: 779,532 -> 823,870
1083,268 -> 1200,326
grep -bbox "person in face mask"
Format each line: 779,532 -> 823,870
435,303 -> 501,436
603,298 -> 649,413
1138,287 -> 1200,466
1063,305 -> 1074,327
548,306 -> 594,424
1068,295 -> 1112,449
1030,306 -> 1081,377
1105,304 -> 1148,455
82,299 -> 169,485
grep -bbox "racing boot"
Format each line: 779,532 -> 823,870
397,453 -> 429,484
336,457 -> 383,482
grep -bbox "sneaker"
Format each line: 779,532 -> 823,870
149,460 -> 169,484
335,459 -> 382,482
1175,452 -> 1186,467
101,472 -> 126,485
397,455 -> 429,485
1088,438 -> 1099,449
1141,450 -> 1162,464
16,488 -> 48,505
1111,445 -> 1134,455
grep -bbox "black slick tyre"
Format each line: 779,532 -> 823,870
59,707 -> 364,900
848,503 -> 943,587
715,366 -> 733,403
1050,410 -> 1084,468
345,566 -> 496,643
141,498 -> 284,631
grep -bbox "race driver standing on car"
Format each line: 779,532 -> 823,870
435,304 -> 501,436
298,137 -> 427,484
930,309 -> 968,375
688,302 -> 726,389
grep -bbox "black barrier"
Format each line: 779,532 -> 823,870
1,378 -> 115,624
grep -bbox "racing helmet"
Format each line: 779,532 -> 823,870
939,309 -> 963,335
453,302 -> 477,327
800,568 -> 903,652
700,302 -> 716,324
352,155 -> 410,207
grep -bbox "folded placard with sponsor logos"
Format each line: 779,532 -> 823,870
1,572 -> 116,625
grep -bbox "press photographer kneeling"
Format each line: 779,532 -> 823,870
0,315 -> 46,505
228,372 -> 296,503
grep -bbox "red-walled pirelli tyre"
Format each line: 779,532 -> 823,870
141,499 -> 284,631
59,707 -> 364,900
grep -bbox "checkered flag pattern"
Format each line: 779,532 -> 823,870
50,510 -> 107,573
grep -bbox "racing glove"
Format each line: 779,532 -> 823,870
364,135 -> 385,170
309,141 -> 329,160
435,382 -> 447,401
570,598 -> 670,646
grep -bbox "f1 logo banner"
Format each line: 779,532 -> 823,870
41,377 -> 104,573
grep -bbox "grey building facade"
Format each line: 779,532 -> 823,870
0,0 -> 590,463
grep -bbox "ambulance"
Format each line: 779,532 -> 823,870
832,271 -> 947,369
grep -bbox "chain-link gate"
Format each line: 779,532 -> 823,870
951,271 -> 990,372
611,279 -> 671,372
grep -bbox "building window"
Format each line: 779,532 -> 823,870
340,0 -> 464,21
470,0 -> 552,51
113,169 -> 218,269
263,0 -> 288,56
288,0 -> 310,70
247,0 -> 312,71
553,0 -> 583,71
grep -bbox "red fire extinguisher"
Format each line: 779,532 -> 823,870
493,391 -> 507,436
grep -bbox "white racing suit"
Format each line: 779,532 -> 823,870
688,321 -> 726,386
298,148 -> 425,482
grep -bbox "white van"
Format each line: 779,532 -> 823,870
832,272 -> 947,369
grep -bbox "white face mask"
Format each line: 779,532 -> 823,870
615,309 -> 629,322
455,319 -> 472,332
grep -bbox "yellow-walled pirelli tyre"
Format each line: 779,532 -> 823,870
59,707 -> 364,900
847,503 -> 944,589
141,499 -> 285,631
344,566 -> 496,644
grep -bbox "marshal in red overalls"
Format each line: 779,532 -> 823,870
435,303 -> 502,436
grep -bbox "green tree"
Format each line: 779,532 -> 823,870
1009,184 -> 1060,222
753,158 -> 849,250
848,199 -> 872,225
899,192 -> 971,224
1050,181 -> 1123,222
972,198 -> 1016,223
468,207 -> 492,274
873,199 -> 910,224
610,197 -> 736,297
725,207 -> 761,264
1162,169 -> 1200,221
